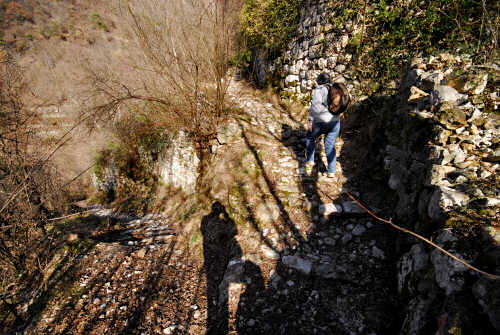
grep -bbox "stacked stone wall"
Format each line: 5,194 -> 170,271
274,0 -> 361,99
277,1 -> 500,332
379,53 -> 499,333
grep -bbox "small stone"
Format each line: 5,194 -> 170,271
163,326 -> 177,335
136,249 -> 146,258
282,255 -> 312,275
335,64 -> 346,73
352,225 -> 366,236
67,233 -> 79,242
318,203 -> 342,215
261,245 -> 280,260
323,237 -> 336,246
247,319 -> 256,327
372,246 -> 385,259
341,201 -> 365,214
408,86 -> 429,101
341,233 -> 352,244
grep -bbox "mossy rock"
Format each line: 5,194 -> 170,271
434,105 -> 467,129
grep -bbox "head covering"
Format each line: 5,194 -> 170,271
316,72 -> 331,85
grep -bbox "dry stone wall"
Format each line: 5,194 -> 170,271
384,54 -> 499,225
272,0 -> 362,98
275,1 -> 500,333
389,54 -> 500,334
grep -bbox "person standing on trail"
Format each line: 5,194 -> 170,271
305,72 -> 349,178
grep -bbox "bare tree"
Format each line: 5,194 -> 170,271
84,0 -> 243,158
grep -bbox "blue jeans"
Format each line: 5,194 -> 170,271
306,121 -> 340,173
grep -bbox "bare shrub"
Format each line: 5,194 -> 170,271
84,0 -> 243,155
0,51 -> 68,308
93,108 -> 169,214
80,0 -> 244,209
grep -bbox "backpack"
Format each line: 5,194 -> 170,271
327,83 -> 350,116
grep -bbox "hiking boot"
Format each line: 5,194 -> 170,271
305,161 -> 315,175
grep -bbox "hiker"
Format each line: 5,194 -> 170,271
305,72 -> 349,178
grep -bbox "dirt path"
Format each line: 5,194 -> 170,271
23,80 -> 401,335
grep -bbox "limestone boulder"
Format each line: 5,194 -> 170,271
427,186 -> 469,221
159,131 -> 200,194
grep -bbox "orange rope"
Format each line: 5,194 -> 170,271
320,188 -> 500,280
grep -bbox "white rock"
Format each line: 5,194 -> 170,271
431,85 -> 468,105
335,64 -> 346,73
163,325 -> 178,335
318,203 -> 342,215
327,56 -> 338,68
408,86 -> 429,101
485,197 -> 500,207
285,75 -> 300,87
318,58 -> 327,69
428,186 -> 470,221
468,73 -> 489,95
159,131 -> 200,194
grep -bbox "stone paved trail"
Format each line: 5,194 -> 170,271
26,80 -> 401,335
212,80 -> 401,334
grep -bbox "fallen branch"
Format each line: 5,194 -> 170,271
46,210 -> 95,222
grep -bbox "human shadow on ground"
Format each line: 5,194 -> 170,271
201,202 -> 264,335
